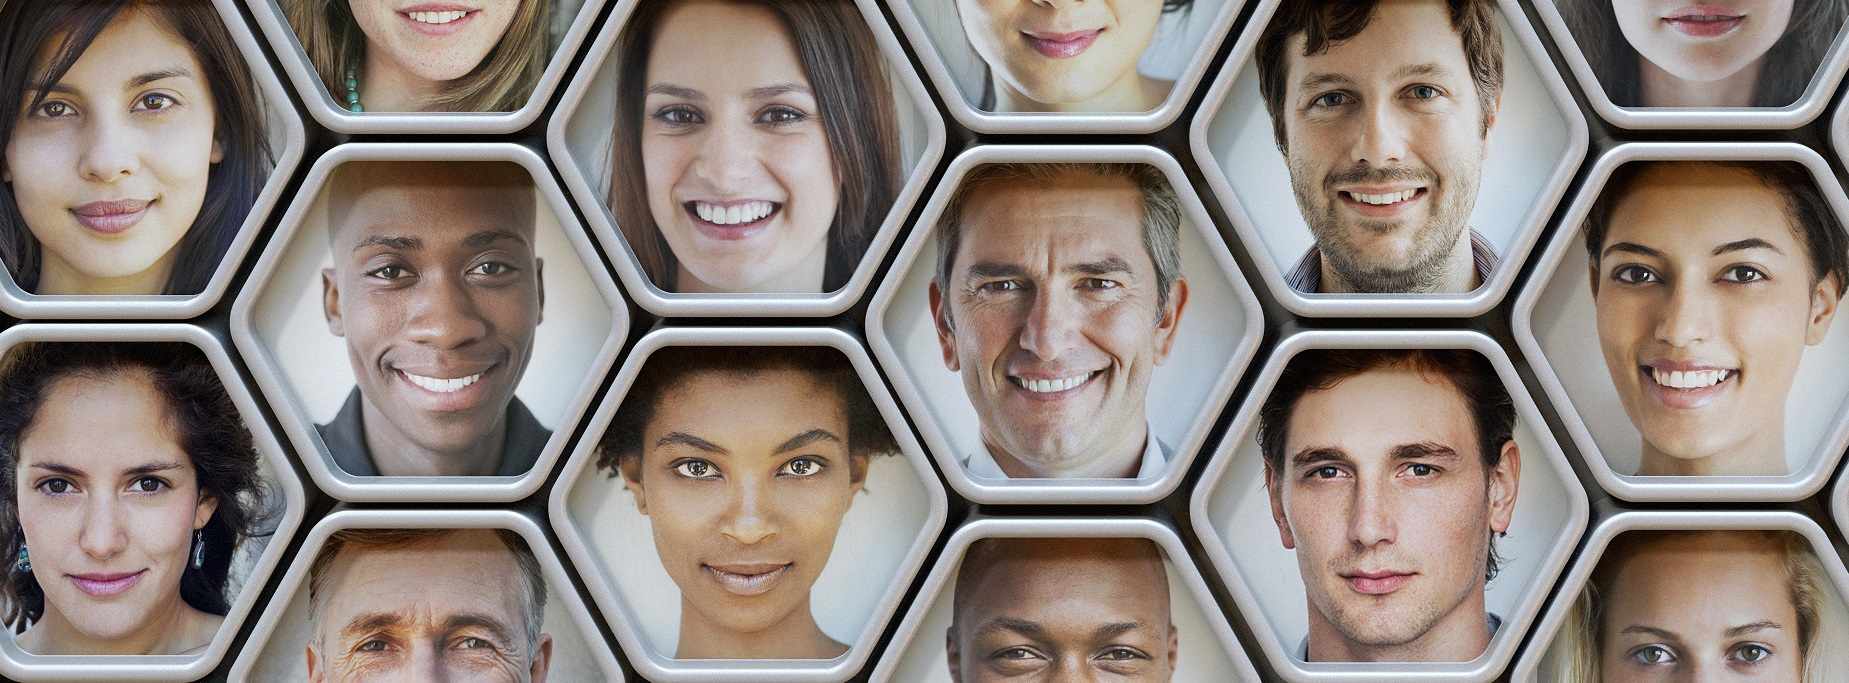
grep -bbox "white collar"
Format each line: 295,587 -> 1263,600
964,420 -> 1169,480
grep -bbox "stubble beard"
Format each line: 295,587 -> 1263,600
1286,157 -> 1480,293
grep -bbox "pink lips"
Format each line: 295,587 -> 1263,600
1663,5 -> 1746,38
1638,362 -> 1737,411
703,563 -> 791,597
398,4 -> 478,37
1023,29 -> 1103,59
69,199 -> 151,235
68,570 -> 145,598
1343,571 -> 1414,595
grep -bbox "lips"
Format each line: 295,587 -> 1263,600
703,563 -> 791,597
683,200 -> 779,242
1341,570 -> 1415,595
69,199 -> 152,235
397,4 -> 477,36
1022,28 -> 1103,59
68,570 -> 146,598
1338,187 -> 1427,219
1662,6 -> 1746,38
1638,361 -> 1738,410
1007,370 -> 1101,399
392,363 -> 496,412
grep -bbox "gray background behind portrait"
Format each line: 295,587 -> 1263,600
1204,15 -> 1568,271
905,0 -> 1234,109
1533,237 -> 1849,475
883,222 -> 1250,467
566,452 -> 933,657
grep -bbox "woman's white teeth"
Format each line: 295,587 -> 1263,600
1652,368 -> 1733,390
1351,189 -> 1416,205
1012,372 -> 1094,393
695,201 -> 774,226
408,10 -> 468,24
405,371 -> 482,393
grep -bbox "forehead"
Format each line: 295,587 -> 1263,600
1285,0 -> 1475,86
330,164 -> 537,249
959,542 -> 1171,625
953,172 -> 1152,270
645,1 -> 808,87
646,367 -> 850,441
35,9 -> 200,88
1605,164 -> 1805,253
1285,365 -> 1481,464
1603,534 -> 1799,631
19,372 -> 187,466
317,531 -> 527,630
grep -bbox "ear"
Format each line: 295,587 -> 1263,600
1483,89 -> 1502,137
1805,273 -> 1842,346
929,282 -> 960,372
1152,278 -> 1190,364
529,633 -> 554,683
1487,440 -> 1522,536
321,267 -> 346,337
304,642 -> 321,683
192,494 -> 219,530
1264,464 -> 1296,550
1585,259 -> 1601,299
620,454 -> 649,516
944,625 -> 962,683
848,454 -> 871,495
210,136 -> 224,165
533,257 -> 547,326
1166,623 -> 1180,673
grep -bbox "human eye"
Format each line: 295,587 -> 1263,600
756,104 -> 809,126
467,260 -> 519,277
1095,646 -> 1151,662
364,263 -> 413,281
1079,277 -> 1121,291
1305,465 -> 1346,480
992,646 -> 1046,662
1404,463 -> 1441,478
1627,644 -> 1678,666
976,279 -> 1024,294
652,104 -> 703,127
1405,84 -> 1444,100
1728,642 -> 1773,664
30,99 -> 77,119
34,478 -> 77,496
1719,265 -> 1767,284
671,458 -> 720,480
1308,91 -> 1352,110
131,92 -> 179,113
452,636 -> 495,650
355,637 -> 394,653
127,476 -> 170,494
1611,264 -> 1660,286
778,456 -> 826,478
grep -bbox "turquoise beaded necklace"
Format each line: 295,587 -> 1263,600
344,65 -> 363,112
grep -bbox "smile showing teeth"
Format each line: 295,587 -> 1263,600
1010,372 -> 1095,394
403,371 -> 483,393
407,10 -> 468,24
1650,367 -> 1734,390
693,200 -> 776,226
1348,189 -> 1417,205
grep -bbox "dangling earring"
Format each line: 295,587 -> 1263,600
13,545 -> 28,574
190,529 -> 204,570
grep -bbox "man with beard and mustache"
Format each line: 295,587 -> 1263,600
1255,0 -> 1504,294
1256,348 -> 1522,662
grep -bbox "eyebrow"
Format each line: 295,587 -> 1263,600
28,461 -> 184,477
1712,238 -> 1784,257
1390,442 -> 1460,461
463,230 -> 529,250
975,617 -> 1046,639
748,82 -> 812,99
29,67 -> 195,96
340,611 -> 406,638
1289,447 -> 1349,468
1297,73 -> 1354,93
963,258 -> 1135,281
1092,621 -> 1149,640
773,428 -> 841,455
353,235 -> 421,252
1726,620 -> 1783,637
1390,63 -> 1451,81
1619,625 -> 1682,641
656,431 -> 727,454
442,612 -> 518,645
1601,241 -> 1663,260
647,83 -> 703,100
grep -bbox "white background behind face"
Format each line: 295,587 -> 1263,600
883,220 -> 1251,465
906,0 -> 1233,108
1204,14 -> 1569,271
251,178 -> 613,428
1533,232 -> 1849,475
1207,422 -> 1573,650
884,557 -> 1240,682
566,454 -> 932,656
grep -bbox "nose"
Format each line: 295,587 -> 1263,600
412,640 -> 450,683
1346,477 -> 1397,549
77,113 -> 142,183
1350,99 -> 1410,167
403,272 -> 489,350
718,476 -> 778,545
1016,286 -> 1082,361
688,114 -> 765,194
1653,278 -> 1714,348
77,494 -> 129,560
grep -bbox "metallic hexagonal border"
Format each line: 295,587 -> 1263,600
1532,0 -> 1849,130
1187,329 -> 1590,683
866,516 -> 1263,682
1511,142 -> 1849,502
545,0 -> 946,318
0,324 -> 307,682
228,142 -> 630,502
547,326 -> 949,682
225,507 -> 626,681
1187,0 -> 1588,318
865,144 -> 1266,505
1508,510 -> 1849,682
883,0 -> 1245,134
0,0 -> 307,320
246,0 -> 604,135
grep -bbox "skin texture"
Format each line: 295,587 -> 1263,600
638,0 -> 839,294
928,170 -> 1187,478
13,372 -> 221,655
1613,0 -> 1794,107
320,162 -> 544,477
619,367 -> 867,659
955,0 -> 1173,112
1596,532 -> 1804,682
1,9 -> 223,295
1279,0 -> 1498,293
946,537 -> 1179,682
346,0 -> 518,111
304,529 -> 553,682
1265,364 -> 1520,662
1590,164 -> 1841,476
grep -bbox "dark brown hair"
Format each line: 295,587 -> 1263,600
0,0 -> 273,294
1558,0 -> 1846,107
1255,0 -> 1504,151
609,0 -> 901,292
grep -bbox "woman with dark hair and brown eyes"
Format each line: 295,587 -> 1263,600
0,0 -> 273,296
610,0 -> 902,294
0,343 -> 272,655
1559,0 -> 1849,108
957,0 -> 1195,113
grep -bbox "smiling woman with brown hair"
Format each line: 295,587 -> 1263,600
282,0 -> 548,112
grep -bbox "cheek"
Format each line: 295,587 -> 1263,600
770,132 -> 838,235
645,484 -> 720,557
640,137 -> 689,218
787,481 -> 855,559
5,131 -> 73,213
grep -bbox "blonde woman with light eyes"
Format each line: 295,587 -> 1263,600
282,0 -> 548,113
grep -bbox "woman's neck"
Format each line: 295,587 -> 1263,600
672,238 -> 829,294
1638,56 -> 1765,108
1638,429 -> 1787,476
21,596 -> 219,655
673,595 -> 846,660
993,72 -> 1171,114
358,50 -> 444,112
35,250 -> 174,295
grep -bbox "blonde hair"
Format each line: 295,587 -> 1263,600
280,0 -> 547,112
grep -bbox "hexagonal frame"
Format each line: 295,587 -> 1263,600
1187,0 -> 1588,318
1508,510 -> 1849,682
1511,142 -> 1849,502
548,326 -> 949,682
1187,329 -> 1589,683
228,142 -> 629,502
546,0 -> 946,317
0,0 -> 306,320
226,508 -> 626,681
246,0 -> 605,135
865,144 -> 1265,505
1532,0 -> 1849,130
883,0 -> 1245,134
866,516 -> 1262,682
0,324 -> 306,681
